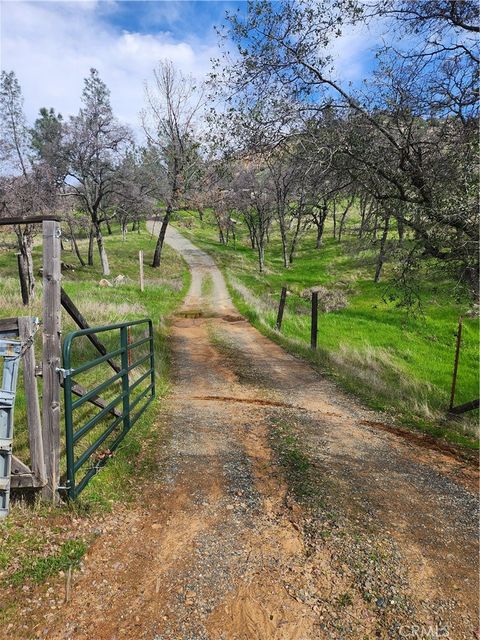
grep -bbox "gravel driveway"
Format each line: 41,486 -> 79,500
11,223 -> 478,640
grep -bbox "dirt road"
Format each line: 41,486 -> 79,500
12,225 -> 479,639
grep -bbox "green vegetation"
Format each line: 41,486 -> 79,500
174,209 -> 479,447
0,222 -> 188,591
6,538 -> 88,587
201,272 -> 214,299
270,419 -> 317,505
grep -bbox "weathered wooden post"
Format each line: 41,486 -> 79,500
310,291 -> 318,350
139,250 -> 144,292
18,316 -> 46,486
449,316 -> 463,412
275,287 -> 287,331
41,219 -> 62,502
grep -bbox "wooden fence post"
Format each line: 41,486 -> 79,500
41,220 -> 62,503
310,291 -> 318,350
275,287 -> 287,331
139,250 -> 144,292
449,316 -> 463,412
18,317 -> 46,486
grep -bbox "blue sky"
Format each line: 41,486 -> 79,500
101,1 -> 246,38
0,0 -> 380,135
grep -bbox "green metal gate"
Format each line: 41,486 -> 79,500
61,319 -> 155,499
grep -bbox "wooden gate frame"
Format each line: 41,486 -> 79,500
0,216 -> 62,502
3,216 -> 143,504
0,316 -> 46,490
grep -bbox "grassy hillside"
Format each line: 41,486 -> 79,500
174,209 -> 479,448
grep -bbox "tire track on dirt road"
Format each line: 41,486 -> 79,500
11,222 -> 478,640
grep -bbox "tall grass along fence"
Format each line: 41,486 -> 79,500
274,286 -> 479,419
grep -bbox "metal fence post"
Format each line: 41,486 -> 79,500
449,316 -> 463,411
275,287 -> 287,331
311,291 -> 318,350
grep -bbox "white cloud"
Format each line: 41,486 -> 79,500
0,1 -> 219,138
327,18 -> 383,86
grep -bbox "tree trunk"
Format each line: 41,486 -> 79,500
245,221 -> 256,249
332,200 -> 337,239
93,220 -> 110,276
277,206 -> 288,268
338,195 -> 355,243
88,227 -> 94,266
68,221 -> 86,267
359,196 -> 367,238
288,215 -> 302,264
257,242 -> 265,272
17,253 -> 29,305
152,209 -> 171,268
465,265 -> 480,303
374,215 -> 390,283
280,228 -> 288,267
105,218 -> 112,235
14,225 -> 35,304
372,206 -> 379,241
315,203 -> 328,249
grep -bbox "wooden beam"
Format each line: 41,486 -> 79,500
41,220 -> 62,503
0,318 -> 19,334
18,316 -> 46,486
61,288 -> 121,374
0,215 -> 61,226
449,399 -> 480,415
67,381 -> 122,419
10,456 -> 45,489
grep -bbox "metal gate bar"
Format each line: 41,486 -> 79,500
61,318 -> 155,499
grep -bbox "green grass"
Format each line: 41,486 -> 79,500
201,272 -> 214,298
0,221 -> 189,594
6,538 -> 88,587
174,208 -> 479,447
270,419 -> 317,504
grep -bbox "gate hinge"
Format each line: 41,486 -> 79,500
56,367 -> 73,380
